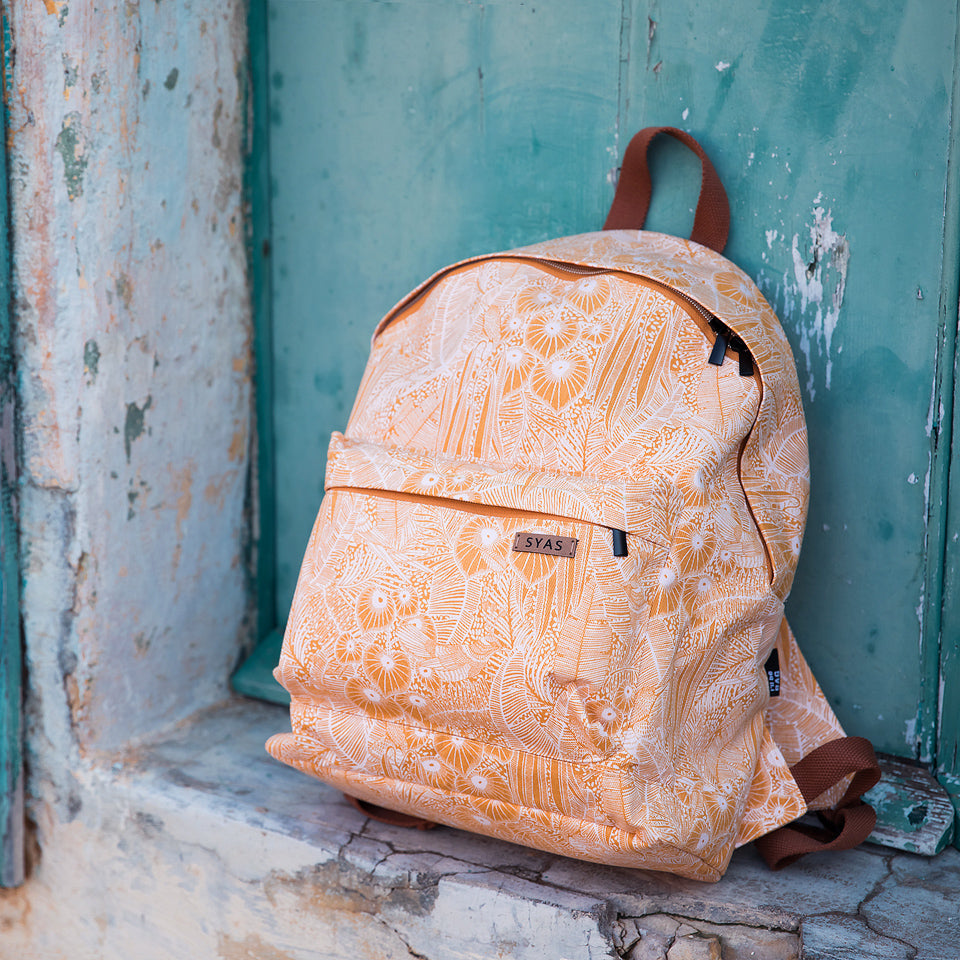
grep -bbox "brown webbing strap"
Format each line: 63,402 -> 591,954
603,126 -> 730,253
343,793 -> 437,830
755,736 -> 881,870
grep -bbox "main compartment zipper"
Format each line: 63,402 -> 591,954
381,255 -> 756,378
536,257 -> 756,378
708,318 -> 754,376
372,255 -> 769,567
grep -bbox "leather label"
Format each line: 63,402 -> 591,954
511,531 -> 578,558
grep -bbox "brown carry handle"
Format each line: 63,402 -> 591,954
755,736 -> 881,870
604,126 -> 730,253
344,793 -> 438,830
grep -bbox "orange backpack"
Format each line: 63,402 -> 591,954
267,127 -> 879,880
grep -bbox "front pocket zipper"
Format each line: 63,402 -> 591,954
328,484 -> 633,557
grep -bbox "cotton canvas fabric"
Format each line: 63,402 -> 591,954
267,230 -> 846,881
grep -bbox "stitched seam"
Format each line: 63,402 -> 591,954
284,725 -> 724,875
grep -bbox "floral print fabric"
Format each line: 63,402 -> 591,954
267,230 -> 845,881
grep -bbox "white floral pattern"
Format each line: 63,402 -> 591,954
268,231 -> 845,882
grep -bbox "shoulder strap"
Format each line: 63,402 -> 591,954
755,736 -> 881,870
603,126 -> 730,253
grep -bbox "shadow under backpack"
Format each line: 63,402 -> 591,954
266,127 -> 880,881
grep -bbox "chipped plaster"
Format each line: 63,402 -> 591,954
8,2 -> 253,761
786,204 -> 850,400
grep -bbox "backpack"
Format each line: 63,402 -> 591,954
266,127 -> 880,881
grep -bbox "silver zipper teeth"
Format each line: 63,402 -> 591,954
538,259 -> 609,277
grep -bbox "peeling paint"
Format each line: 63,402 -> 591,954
8,0 -> 254,754
926,376 -> 938,437
123,397 -> 152,463
83,340 -> 99,385
164,67 -> 179,90
54,112 -> 87,201
783,204 -> 850,400
61,53 -> 78,97
212,99 -> 223,149
204,471 -> 238,509
904,716 -> 918,750
42,0 -> 69,25
227,429 -> 246,462
133,631 -> 150,656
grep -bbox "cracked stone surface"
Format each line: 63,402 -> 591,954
1,699 -> 957,959
858,848 -> 960,959
617,913 -> 799,959
800,915 -> 917,960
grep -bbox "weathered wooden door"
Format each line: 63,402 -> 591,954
251,0 -> 960,798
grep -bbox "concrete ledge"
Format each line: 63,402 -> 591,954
2,699 -> 958,959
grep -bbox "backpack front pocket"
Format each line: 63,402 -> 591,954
276,437 -> 669,765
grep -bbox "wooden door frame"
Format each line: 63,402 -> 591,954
0,4 -> 22,888
248,0 -> 277,645
928,6 -> 960,804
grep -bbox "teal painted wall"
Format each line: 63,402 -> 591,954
0,5 -> 22,888
263,0 -> 960,761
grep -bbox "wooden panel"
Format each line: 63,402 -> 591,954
249,0 -> 277,644
263,0 -> 960,759
864,755 -> 955,856
934,6 -> 960,836
267,0 -> 623,613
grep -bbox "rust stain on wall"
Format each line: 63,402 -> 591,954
172,462 -> 195,541
227,427 -> 246,462
217,933 -> 296,960
204,472 -> 237,509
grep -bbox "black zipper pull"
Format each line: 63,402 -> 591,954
708,319 -> 729,367
611,528 -> 628,557
728,335 -> 754,377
